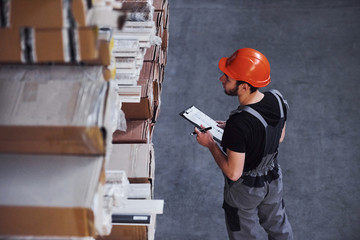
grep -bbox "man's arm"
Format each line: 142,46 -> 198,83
279,122 -> 286,143
194,127 -> 245,181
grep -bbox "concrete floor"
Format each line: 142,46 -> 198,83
153,1 -> 360,239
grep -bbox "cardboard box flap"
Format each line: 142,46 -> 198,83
122,98 -> 153,120
112,120 -> 150,144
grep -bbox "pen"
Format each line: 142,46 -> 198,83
191,127 -> 212,135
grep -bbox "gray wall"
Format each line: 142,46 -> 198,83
153,1 -> 360,239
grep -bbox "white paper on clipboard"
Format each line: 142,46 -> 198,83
179,106 -> 224,143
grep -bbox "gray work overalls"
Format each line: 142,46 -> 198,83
223,89 -> 293,240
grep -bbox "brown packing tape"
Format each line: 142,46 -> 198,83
9,0 -> 86,28
0,28 -> 22,63
97,225 -> 147,240
0,206 -> 95,237
35,28 -> 67,63
0,126 -> 105,155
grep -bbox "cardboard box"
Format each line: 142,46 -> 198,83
153,0 -> 165,11
122,96 -> 153,120
8,0 -> 87,28
112,120 -> 151,144
0,27 -> 99,63
121,62 -> 157,120
144,45 -> 159,62
0,154 -> 104,237
0,65 -> 110,155
97,225 -> 146,240
161,28 -> 169,50
0,65 -> 107,126
107,143 -> 154,179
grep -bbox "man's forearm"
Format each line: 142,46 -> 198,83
207,142 -> 245,181
207,142 -> 230,176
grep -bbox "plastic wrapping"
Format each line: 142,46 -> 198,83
113,38 -> 140,57
120,0 -> 154,22
0,154 -> 104,208
105,170 -> 130,207
86,6 -> 126,28
0,65 -> 107,127
150,35 -> 162,46
107,143 -> 154,178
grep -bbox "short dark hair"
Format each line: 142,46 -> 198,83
236,81 -> 258,93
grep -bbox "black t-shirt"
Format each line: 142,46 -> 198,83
221,92 -> 287,172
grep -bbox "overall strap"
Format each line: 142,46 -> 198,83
230,106 -> 267,128
268,89 -> 289,118
241,106 -> 268,128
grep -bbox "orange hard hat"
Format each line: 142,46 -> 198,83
218,48 -> 271,88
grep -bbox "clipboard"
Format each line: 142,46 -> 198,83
179,105 -> 224,143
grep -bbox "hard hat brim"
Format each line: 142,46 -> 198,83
218,57 -> 235,79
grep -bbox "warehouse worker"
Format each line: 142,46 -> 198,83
194,48 -> 293,240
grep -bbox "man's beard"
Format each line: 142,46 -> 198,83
224,85 -> 239,96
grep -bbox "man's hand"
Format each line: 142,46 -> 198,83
194,125 -> 215,148
216,120 -> 226,129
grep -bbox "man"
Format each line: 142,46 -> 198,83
194,48 -> 293,240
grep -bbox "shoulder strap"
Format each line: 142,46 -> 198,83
230,106 -> 268,128
268,89 -> 289,119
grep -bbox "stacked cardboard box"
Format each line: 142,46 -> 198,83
0,62 -> 122,237
103,0 -> 170,239
0,0 -> 168,239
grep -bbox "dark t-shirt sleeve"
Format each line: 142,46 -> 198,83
221,116 -> 246,153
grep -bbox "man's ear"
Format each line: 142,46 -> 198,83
238,82 -> 248,92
